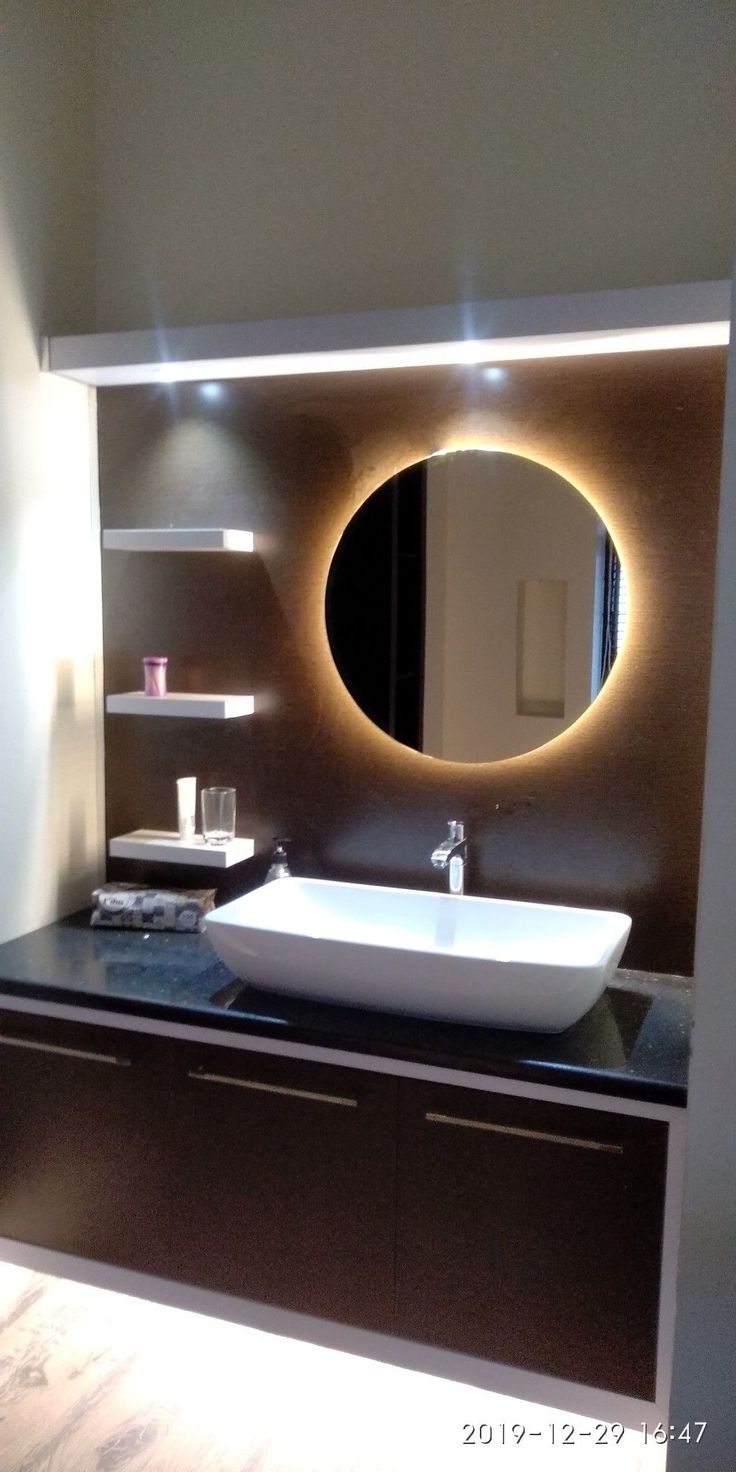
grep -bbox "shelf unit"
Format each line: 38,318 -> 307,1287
103,525 -> 258,869
106,692 -> 255,719
103,528 -> 254,553
109,831 -> 255,869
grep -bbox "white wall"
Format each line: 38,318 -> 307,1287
667,278 -> 736,1464
423,452 -> 599,762
92,0 -> 736,332
0,1 -> 103,943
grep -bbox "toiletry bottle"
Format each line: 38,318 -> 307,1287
265,838 -> 291,881
176,777 -> 196,843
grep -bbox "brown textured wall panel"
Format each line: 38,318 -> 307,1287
98,349 -> 726,975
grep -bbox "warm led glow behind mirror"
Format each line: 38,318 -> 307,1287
326,450 -> 626,763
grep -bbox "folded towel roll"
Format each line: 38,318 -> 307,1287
90,882 -> 216,933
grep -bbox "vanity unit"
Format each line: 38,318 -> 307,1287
0,914 -> 688,1426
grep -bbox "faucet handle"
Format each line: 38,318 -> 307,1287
449,820 -> 465,842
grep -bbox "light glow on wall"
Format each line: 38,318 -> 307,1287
144,321 -> 731,383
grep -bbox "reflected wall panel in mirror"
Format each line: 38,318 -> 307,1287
97,348 -> 726,974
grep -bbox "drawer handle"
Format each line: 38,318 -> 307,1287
424,1111 -> 623,1155
188,1069 -> 358,1107
0,1033 -> 131,1067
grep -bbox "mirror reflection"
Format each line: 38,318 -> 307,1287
326,450 -> 627,763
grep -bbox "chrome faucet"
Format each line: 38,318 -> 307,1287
431,820 -> 467,895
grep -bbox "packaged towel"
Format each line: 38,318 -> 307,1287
91,882 -> 216,933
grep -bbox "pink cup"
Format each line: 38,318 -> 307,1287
143,656 -> 168,697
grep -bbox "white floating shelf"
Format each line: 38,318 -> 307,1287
109,830 -> 255,868
106,692 -> 255,719
103,528 -> 254,553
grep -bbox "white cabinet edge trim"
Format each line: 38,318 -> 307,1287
45,280 -> 731,386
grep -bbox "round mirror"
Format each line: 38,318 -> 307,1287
326,449 -> 626,763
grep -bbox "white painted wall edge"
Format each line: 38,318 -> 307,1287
667,269 -> 736,1466
45,279 -> 731,385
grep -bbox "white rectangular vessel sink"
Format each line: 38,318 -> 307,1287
205,878 -> 631,1033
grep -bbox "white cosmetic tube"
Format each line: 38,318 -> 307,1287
177,777 -> 197,842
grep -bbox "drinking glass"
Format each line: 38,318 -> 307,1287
201,787 -> 236,845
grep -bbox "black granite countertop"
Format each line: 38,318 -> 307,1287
0,913 -> 691,1107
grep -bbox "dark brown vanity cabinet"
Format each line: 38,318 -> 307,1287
0,1010 -> 172,1275
167,1042 -> 397,1333
395,1079 -> 668,1398
0,1006 -> 672,1400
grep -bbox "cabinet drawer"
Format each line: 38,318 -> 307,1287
168,1043 -> 397,1332
395,1079 -> 668,1398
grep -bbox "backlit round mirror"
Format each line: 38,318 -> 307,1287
326,449 -> 627,763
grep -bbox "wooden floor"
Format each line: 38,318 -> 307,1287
0,1262 -> 663,1472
